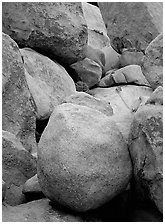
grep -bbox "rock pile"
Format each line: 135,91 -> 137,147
2,2 -> 163,222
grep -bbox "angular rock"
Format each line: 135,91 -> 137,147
71,58 -> 102,88
62,92 -> 113,116
75,81 -> 89,92
98,65 -> 150,87
99,2 -> 163,51
37,103 -> 132,212
89,86 -> 152,141
2,2 -> 88,64
102,46 -> 120,73
21,48 -> 76,120
22,174 -> 42,195
82,2 -> 110,49
2,199 -> 84,222
2,180 -> 6,202
145,86 -> 163,106
128,105 -> 163,213
2,33 -> 37,153
142,34 -> 163,90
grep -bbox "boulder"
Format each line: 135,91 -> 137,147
82,2 -> 110,49
21,48 -> 76,120
98,65 -> 150,87
71,58 -> 102,88
2,180 -> 6,202
145,86 -> 163,106
62,92 -> 113,116
2,130 -> 37,205
98,2 -> 163,51
22,174 -> 42,196
88,86 -> 152,141
75,81 -> 89,92
2,33 -> 37,153
2,199 -> 84,222
141,34 -> 163,90
128,105 -> 163,213
2,2 -> 88,64
38,103 -> 132,212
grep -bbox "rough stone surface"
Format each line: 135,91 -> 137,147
2,199 -> 84,222
38,103 -> 132,212
128,105 -> 163,213
98,2 -> 163,51
82,2 -> 110,49
145,86 -> 163,106
71,58 -> 102,88
21,48 -> 76,120
22,174 -> 42,195
89,86 -> 152,141
2,130 -> 37,205
62,92 -> 113,116
141,34 -> 163,90
98,65 -> 150,87
2,2 -> 88,65
2,33 -> 37,153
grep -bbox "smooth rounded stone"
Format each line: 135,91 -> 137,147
98,65 -> 150,87
88,86 -> 152,141
142,34 -> 163,90
38,103 -> 132,212
2,33 -> 37,153
71,58 -> 102,88
145,86 -> 163,106
62,92 -> 113,116
21,48 -> 76,120
102,46 -> 120,73
2,180 -> 6,202
82,2 -> 110,49
22,174 -> 42,195
119,49 -> 144,68
2,2 -> 88,65
2,199 -> 84,222
128,105 -> 163,213
98,2 -> 162,51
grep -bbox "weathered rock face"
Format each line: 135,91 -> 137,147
98,2 -> 163,51
98,65 -> 150,87
89,86 -> 153,141
2,2 -> 88,65
141,34 -> 163,90
145,86 -> 163,106
2,33 -> 37,153
2,199 -> 84,222
62,92 -> 113,116
128,105 -> 163,213
71,58 -> 102,88
38,103 -> 132,212
22,174 -> 42,196
21,48 -> 76,120
82,2 -> 110,49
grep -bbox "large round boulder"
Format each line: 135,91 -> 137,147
2,2 -> 88,64
37,103 -> 132,212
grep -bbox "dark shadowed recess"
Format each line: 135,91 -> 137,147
35,118 -> 49,143
88,2 -> 99,7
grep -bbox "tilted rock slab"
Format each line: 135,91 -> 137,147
2,2 -> 88,64
99,2 -> 163,51
2,33 -> 37,153
37,103 -> 132,212
142,34 -> 163,90
21,48 -> 76,120
128,104 -> 163,213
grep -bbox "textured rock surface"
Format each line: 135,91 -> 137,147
21,48 -> 76,120
2,2 -> 88,64
128,105 -> 163,213
2,199 -> 84,222
22,174 -> 42,195
99,2 -> 163,51
82,2 -> 110,49
62,92 -> 113,116
2,130 -> 37,205
145,86 -> 163,106
98,65 -> 150,87
71,58 -> 102,88
89,86 -> 152,141
2,33 -> 37,153
142,34 -> 163,90
38,103 -> 132,212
